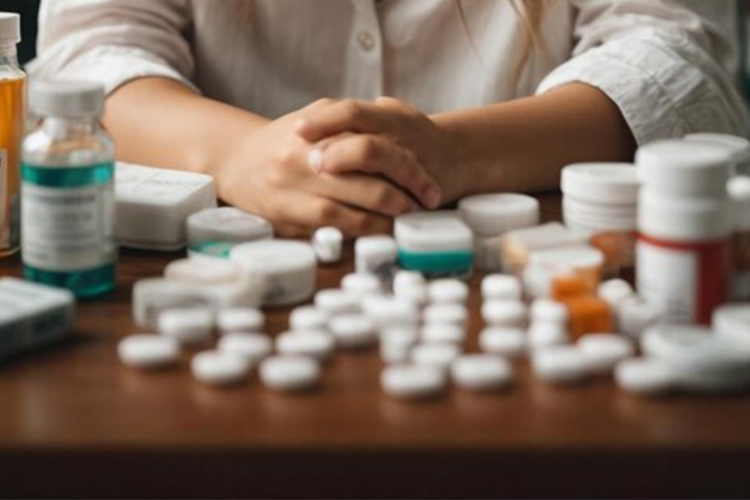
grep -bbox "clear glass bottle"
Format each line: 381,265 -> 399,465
21,80 -> 116,298
0,13 -> 25,258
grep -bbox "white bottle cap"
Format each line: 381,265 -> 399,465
530,299 -> 569,325
329,314 -> 377,349
118,335 -> 180,370
395,211 -> 473,252
315,289 -> 361,315
481,300 -> 527,327
451,355 -> 514,392
615,358 -> 675,396
458,194 -> 540,237
191,350 -> 251,386
381,364 -> 447,400
421,322 -> 466,345
479,327 -> 526,358
638,187 -> 732,241
313,227 -> 344,263
30,80 -> 105,118
289,306 -> 331,331
259,356 -> 322,393
341,273 -> 382,297
217,333 -> 273,365
561,163 -> 640,205
728,176 -> 750,231
531,345 -> 588,384
636,139 -> 732,197
482,275 -> 523,301
713,304 -> 750,345
577,334 -> 634,374
158,308 -> 214,345
684,133 -> 750,175
187,207 -> 273,252
276,330 -> 336,361
217,308 -> 265,333
428,279 -> 469,304
423,302 -> 468,326
411,342 -> 462,371
0,13 -> 21,44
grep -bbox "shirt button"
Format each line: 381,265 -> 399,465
357,31 -> 376,52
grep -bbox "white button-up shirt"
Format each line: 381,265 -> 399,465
30,0 -> 749,145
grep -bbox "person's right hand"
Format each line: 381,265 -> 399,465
217,101 -> 437,238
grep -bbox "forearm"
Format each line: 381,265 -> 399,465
103,78 -> 270,177
432,83 -> 637,199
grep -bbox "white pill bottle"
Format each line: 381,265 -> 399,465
636,140 -> 732,325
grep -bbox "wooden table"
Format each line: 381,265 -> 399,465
1,195 -> 749,499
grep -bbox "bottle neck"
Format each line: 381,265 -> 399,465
0,43 -> 19,67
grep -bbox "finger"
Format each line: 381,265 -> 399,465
310,134 -> 442,209
312,172 -> 421,218
295,99 -> 404,142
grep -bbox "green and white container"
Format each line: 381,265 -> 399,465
21,80 -> 116,298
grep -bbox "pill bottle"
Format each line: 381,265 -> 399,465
562,163 -> 639,273
458,193 -> 540,271
728,177 -> 750,301
21,80 -> 116,298
636,140 -> 732,325
0,13 -> 24,259
684,133 -> 750,176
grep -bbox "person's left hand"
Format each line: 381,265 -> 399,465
294,97 -> 464,206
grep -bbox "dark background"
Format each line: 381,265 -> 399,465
1,0 -> 40,64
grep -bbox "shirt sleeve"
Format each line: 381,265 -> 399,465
29,0 -> 198,96
536,0 -> 750,146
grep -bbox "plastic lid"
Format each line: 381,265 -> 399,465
728,176 -> 750,231
0,13 -> 20,44
458,194 -> 540,237
188,207 -> 273,243
395,211 -> 473,252
684,133 -> 750,174
636,140 -> 732,197
561,163 -> 640,205
230,240 -> 317,274
30,80 -> 105,118
638,188 -> 732,241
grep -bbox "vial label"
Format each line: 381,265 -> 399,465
22,164 -> 115,272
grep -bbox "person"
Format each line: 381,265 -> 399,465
31,0 -> 749,237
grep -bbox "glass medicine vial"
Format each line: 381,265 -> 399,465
0,13 -> 25,258
21,80 -> 116,298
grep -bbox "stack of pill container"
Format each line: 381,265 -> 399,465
635,140 -> 733,325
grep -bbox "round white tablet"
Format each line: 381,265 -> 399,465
381,364 -> 447,400
429,279 -> 470,304
598,279 -> 635,308
482,300 -> 527,328
217,332 -> 274,364
259,356 -> 322,392
615,358 -> 675,396
479,327 -> 527,358
617,297 -> 664,339
289,306 -> 331,331
578,334 -> 635,374
532,346 -> 589,384
394,282 -> 429,308
276,330 -> 335,361
315,289 -> 361,315
380,326 -> 419,364
329,314 -> 377,349
191,350 -> 251,386
312,226 -> 344,264
423,303 -> 469,326
164,258 -> 246,286
118,335 -> 180,369
362,296 -> 420,327
421,322 -> 466,345
528,322 -> 569,350
481,275 -> 523,301
381,342 -> 414,365
411,342 -> 462,371
216,308 -> 265,334
341,273 -> 382,297
530,299 -> 569,325
451,355 -> 514,391
158,308 -> 214,345
392,270 -> 426,294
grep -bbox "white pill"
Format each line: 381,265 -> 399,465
421,323 -> 466,345
578,334 -> 634,374
451,354 -> 514,391
617,297 -> 664,339
394,282 -> 429,308
380,343 -> 414,365
312,226 -> 344,264
532,346 -> 589,384
216,308 -> 265,333
381,364 -> 447,400
118,334 -> 180,369
380,326 -> 418,364
393,270 -> 426,294
289,306 -> 331,331
259,356 -> 322,392
217,332 -> 273,364
158,308 -> 214,345
315,289 -> 361,315
530,299 -> 569,325
429,279 -> 470,304
482,300 -> 527,327
411,342 -> 462,371
528,322 -> 569,350
191,350 -> 251,386
362,296 -> 420,327
482,275 -> 522,301
355,235 -> 398,276
424,303 -> 468,326
329,314 -> 377,349
341,273 -> 382,297
479,327 -> 526,358
276,330 -> 336,361
598,279 -> 635,308
615,358 -> 675,396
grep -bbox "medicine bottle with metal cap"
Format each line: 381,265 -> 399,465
0,13 -> 25,259
21,80 -> 117,298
